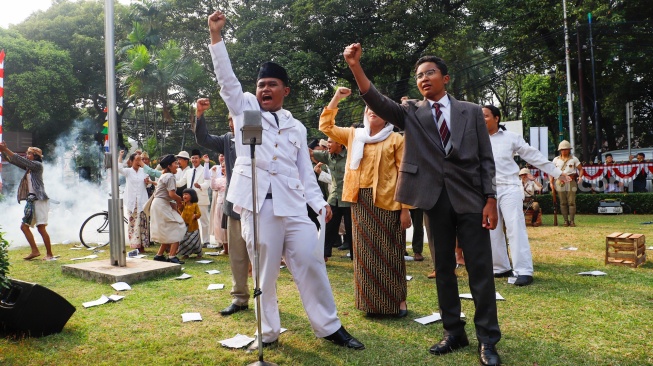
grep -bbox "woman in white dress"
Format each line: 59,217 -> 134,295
150,154 -> 187,264
118,151 -> 150,252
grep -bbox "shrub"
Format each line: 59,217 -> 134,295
535,192 -> 653,214
0,227 -> 10,290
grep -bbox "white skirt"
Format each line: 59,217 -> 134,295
149,197 -> 185,244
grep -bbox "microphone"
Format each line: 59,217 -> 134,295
241,110 -> 263,145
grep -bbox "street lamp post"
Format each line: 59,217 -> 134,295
562,0 -> 576,152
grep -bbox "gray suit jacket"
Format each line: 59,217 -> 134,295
362,84 -> 496,214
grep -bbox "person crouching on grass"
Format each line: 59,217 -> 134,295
150,154 -> 187,264
0,142 -> 55,261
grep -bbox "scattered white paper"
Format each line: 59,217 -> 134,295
647,246 -> 653,250
196,260 -> 213,264
220,334 -> 256,349
175,273 -> 192,280
205,270 -> 221,275
280,265 -> 286,269
207,284 -> 225,290
83,295 -> 110,308
70,247 -> 83,250
406,275 -> 413,281
108,294 -> 124,302
406,245 -> 413,249
404,256 -> 414,261
560,246 -> 578,251
460,292 -> 504,301
83,294 -> 124,308
578,270 -> 607,276
414,312 -> 465,325
181,313 -> 202,322
205,252 -> 222,256
414,313 -> 441,324
71,255 -> 99,261
111,282 -> 132,291
507,277 -> 517,285
206,244 -> 220,249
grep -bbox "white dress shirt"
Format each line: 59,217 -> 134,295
489,129 -> 562,186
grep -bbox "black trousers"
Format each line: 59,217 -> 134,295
425,187 -> 501,345
409,208 -> 424,254
324,204 -> 352,259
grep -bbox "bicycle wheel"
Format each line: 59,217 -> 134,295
79,212 -> 111,248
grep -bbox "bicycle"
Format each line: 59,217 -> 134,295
79,211 -> 128,249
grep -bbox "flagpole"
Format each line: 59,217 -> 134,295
104,0 -> 126,266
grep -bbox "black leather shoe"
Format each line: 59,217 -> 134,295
323,326 -> 365,350
479,343 -> 501,366
220,303 -> 249,316
493,270 -> 514,278
514,275 -> 533,286
429,334 -> 470,355
246,338 -> 277,353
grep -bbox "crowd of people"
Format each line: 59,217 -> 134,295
4,10 -> 653,366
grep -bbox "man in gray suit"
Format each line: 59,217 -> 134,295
344,43 -> 501,366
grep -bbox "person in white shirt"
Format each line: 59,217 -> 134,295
206,10 -> 364,352
179,149 -> 211,246
483,105 -> 570,286
118,151 -> 151,252
174,151 -> 191,197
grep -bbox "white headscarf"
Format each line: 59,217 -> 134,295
349,110 -> 395,170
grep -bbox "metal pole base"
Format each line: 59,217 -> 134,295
247,361 -> 278,366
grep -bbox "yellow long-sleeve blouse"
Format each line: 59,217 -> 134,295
319,107 -> 410,211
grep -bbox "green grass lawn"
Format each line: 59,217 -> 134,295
1,214 -> 652,365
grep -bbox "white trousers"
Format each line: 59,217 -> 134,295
240,199 -> 341,342
198,204 -> 210,244
490,185 -> 534,276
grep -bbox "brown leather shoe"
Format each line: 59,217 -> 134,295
427,270 -> 436,279
413,253 -> 424,261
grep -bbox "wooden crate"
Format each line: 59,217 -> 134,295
605,232 -> 646,268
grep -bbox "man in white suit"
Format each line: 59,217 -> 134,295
179,149 -> 211,246
207,10 -> 364,352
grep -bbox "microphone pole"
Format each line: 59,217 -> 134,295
242,110 -> 277,366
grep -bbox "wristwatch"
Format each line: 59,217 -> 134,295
485,194 -> 497,200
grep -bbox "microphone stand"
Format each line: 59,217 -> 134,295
242,113 -> 277,366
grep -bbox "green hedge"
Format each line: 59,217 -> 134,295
534,192 -> 653,214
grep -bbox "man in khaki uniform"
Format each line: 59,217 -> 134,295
550,140 -> 584,227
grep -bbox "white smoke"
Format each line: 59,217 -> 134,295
1,119 -> 119,249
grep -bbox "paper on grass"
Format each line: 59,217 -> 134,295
220,334 -> 256,349
205,252 -> 222,256
578,270 -> 607,276
83,295 -> 110,308
414,312 -> 465,325
181,313 -> 202,322
111,282 -> 132,291
206,244 -> 220,249
406,275 -> 413,281
126,254 -> 146,259
205,269 -> 220,275
175,273 -> 192,280
71,255 -> 99,261
404,256 -> 414,261
507,277 -> 517,285
83,294 -> 124,308
70,247 -> 83,250
196,260 -> 213,264
560,246 -> 578,251
460,292 -> 504,301
207,284 -> 225,290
